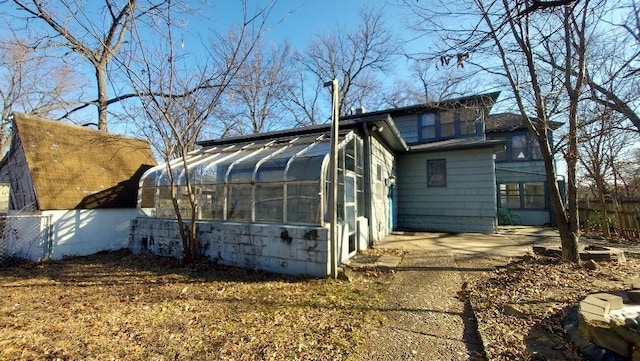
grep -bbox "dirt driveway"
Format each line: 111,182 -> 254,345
356,227 -> 560,360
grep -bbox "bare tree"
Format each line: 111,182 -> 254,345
402,0 -> 606,262
7,0 -> 169,131
577,106 -> 630,237
297,6 -> 399,117
122,0 -> 276,262
282,59 -> 325,126
217,38 -> 294,135
0,37 -> 87,153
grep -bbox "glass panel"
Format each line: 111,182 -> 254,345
459,108 -> 478,135
141,171 -> 157,187
255,184 -> 284,222
512,135 -> 528,160
420,113 -> 436,139
227,184 -> 252,221
286,141 -> 330,181
345,138 -> 356,171
198,184 -> 224,220
188,153 -> 225,183
529,137 -> 542,160
199,150 -> 247,184
524,183 -> 545,208
227,147 -> 274,183
345,205 -> 356,234
499,183 -> 521,209
256,143 -> 309,182
440,110 -> 455,137
139,187 -> 155,208
175,186 -> 193,219
156,186 -> 175,218
345,175 -> 355,203
287,182 -> 321,224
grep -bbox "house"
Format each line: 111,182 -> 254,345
0,113 -> 157,261
485,113 -> 564,226
131,92 -> 528,277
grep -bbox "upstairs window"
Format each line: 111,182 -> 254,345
512,134 -> 542,160
418,108 -> 480,142
420,113 -> 436,140
489,133 -> 543,162
440,111 -> 455,138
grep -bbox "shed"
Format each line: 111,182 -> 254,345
0,113 -> 157,261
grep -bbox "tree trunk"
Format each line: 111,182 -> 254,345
595,176 -> 611,238
96,65 -> 108,131
539,131 -> 580,262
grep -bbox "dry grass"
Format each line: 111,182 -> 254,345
469,253 -> 640,360
0,250 -> 388,361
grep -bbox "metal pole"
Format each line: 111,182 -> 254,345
325,78 -> 339,279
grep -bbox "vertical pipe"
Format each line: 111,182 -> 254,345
326,78 -> 339,279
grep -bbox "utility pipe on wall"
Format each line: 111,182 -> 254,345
325,78 -> 339,279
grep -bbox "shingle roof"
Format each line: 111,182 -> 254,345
485,113 -> 563,133
12,113 -> 157,210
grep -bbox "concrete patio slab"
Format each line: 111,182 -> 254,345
374,226 -> 560,257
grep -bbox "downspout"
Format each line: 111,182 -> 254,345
363,124 -> 375,246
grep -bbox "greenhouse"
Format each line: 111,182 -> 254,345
137,131 -> 364,230
130,127 -> 375,277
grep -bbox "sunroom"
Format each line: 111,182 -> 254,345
130,130 -> 369,277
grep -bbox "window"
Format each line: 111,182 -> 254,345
419,108 -> 481,142
459,108 -> 478,135
499,183 -> 520,208
512,134 -> 542,161
427,159 -> 447,187
523,183 -> 545,208
440,111 -> 455,137
499,182 -> 546,209
420,113 -> 436,140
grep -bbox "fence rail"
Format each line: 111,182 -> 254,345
578,200 -> 640,240
0,214 -> 51,266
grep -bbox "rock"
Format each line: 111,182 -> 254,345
337,268 -> 353,282
591,293 -> 624,310
629,290 -> 640,304
624,277 -> 640,290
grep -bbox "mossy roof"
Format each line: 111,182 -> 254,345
13,113 -> 157,210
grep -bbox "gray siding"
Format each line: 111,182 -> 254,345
394,114 -> 419,144
368,136 -> 394,242
396,148 -> 497,233
495,161 -> 547,182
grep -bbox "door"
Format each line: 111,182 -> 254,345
345,171 -> 357,254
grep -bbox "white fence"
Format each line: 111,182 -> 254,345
0,214 -> 51,265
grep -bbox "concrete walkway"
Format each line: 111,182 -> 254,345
359,227 -> 561,360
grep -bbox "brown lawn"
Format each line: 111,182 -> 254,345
0,251 -> 387,361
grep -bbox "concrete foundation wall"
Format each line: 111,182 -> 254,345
3,209 -> 135,262
44,209 -> 134,259
129,218 -> 332,277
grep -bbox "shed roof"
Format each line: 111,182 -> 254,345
12,113 -> 157,210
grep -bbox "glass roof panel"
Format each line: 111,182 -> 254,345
226,146 -> 277,183
198,149 -> 246,184
255,143 -> 312,182
285,140 -> 331,181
